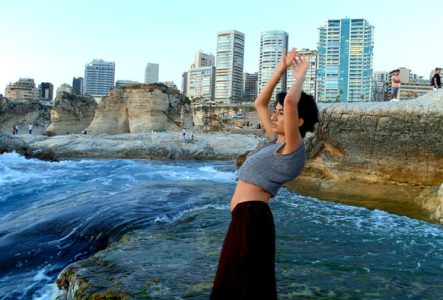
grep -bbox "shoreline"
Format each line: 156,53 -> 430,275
1,131 -> 440,225
1,131 -> 266,161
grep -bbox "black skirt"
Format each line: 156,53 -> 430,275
211,201 -> 277,300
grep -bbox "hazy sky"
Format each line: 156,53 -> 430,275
1,0 -> 441,93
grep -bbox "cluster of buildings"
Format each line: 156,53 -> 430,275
182,19 -> 432,103
3,60 -> 161,102
182,31 -> 319,104
3,18 -> 435,104
4,78 -> 54,102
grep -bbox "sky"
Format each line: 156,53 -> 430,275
1,0 -> 441,93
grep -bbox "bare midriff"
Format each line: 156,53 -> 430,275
230,180 -> 271,211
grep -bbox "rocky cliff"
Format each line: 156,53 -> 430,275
86,84 -> 192,134
0,99 -> 51,135
288,90 -> 443,223
46,92 -> 97,136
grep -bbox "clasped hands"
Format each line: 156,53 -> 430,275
276,48 -> 309,80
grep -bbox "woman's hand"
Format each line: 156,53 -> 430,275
275,48 -> 298,75
291,54 -> 309,82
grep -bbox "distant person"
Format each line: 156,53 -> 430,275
391,69 -> 401,100
12,126 -> 16,135
28,124 -> 33,134
15,125 -> 19,134
210,48 -> 319,299
432,67 -> 441,90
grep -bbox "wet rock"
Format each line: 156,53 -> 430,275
288,90 -> 443,223
54,207 -> 227,299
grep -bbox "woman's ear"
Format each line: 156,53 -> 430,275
298,118 -> 305,127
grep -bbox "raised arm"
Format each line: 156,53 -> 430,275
255,48 -> 297,138
280,55 -> 309,153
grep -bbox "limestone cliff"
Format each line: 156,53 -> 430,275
86,84 -> 192,134
0,100 -> 51,134
46,92 -> 97,136
288,90 -> 443,223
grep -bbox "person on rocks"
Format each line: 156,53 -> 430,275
210,48 -> 319,300
15,125 -> 19,135
432,67 -> 441,90
391,69 -> 401,100
28,124 -> 33,134
12,126 -> 16,135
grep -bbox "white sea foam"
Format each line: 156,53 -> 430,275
32,268 -> 51,282
32,283 -> 55,300
277,188 -> 443,240
143,164 -> 236,183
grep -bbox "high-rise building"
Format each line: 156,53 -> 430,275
187,51 -> 216,101
145,63 -> 159,84
84,59 -> 115,97
287,49 -> 319,99
38,82 -> 54,100
187,66 -> 216,100
5,78 -> 38,100
193,52 -> 215,68
72,77 -> 84,95
371,71 -> 389,101
181,72 -> 188,95
317,18 -> 374,102
243,72 -> 258,100
258,31 -> 288,100
214,30 -> 245,103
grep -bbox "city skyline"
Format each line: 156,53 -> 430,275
1,0 -> 441,94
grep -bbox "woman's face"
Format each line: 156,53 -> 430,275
271,103 -> 285,135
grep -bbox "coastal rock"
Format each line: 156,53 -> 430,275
16,131 -> 265,161
86,84 -> 193,134
84,88 -> 129,134
54,207 -> 227,299
0,99 -> 51,135
0,134 -> 57,161
288,90 -> 443,223
46,92 -> 97,136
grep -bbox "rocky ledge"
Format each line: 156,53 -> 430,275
2,131 -> 265,161
289,90 -> 443,224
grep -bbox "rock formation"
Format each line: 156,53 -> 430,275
12,131 -> 264,161
46,92 -> 97,136
0,99 -> 51,134
86,84 -> 193,134
288,90 -> 443,223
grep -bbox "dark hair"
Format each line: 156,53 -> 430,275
275,91 -> 319,138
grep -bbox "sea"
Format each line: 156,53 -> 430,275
0,152 -> 442,299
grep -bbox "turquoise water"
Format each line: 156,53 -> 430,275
0,152 -> 442,299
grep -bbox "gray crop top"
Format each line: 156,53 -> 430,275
237,135 -> 306,197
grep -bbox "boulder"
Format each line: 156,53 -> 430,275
46,92 -> 97,136
86,84 -> 193,134
288,90 -> 443,223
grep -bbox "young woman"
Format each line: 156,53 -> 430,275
211,48 -> 319,300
